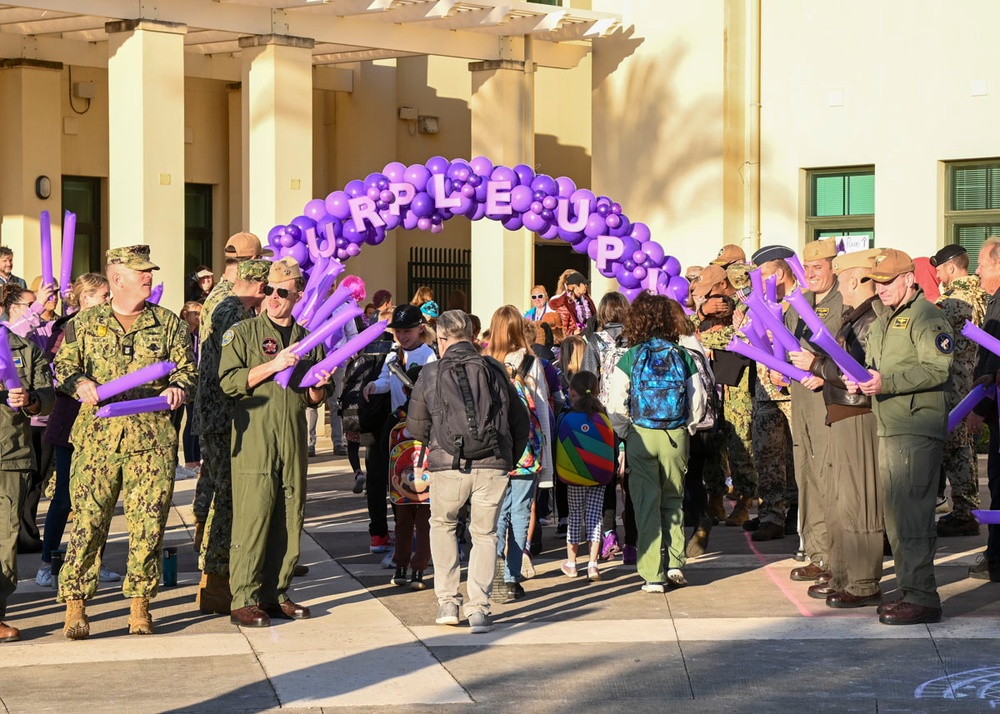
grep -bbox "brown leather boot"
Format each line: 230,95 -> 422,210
193,521 -> 206,553
64,599 -> 89,640
198,574 -> 232,615
706,494 -> 726,523
685,516 -> 713,558
725,495 -> 752,527
128,597 -> 154,635
0,621 -> 21,642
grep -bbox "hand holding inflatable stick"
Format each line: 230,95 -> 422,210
744,291 -> 800,354
96,396 -> 172,418
727,336 -> 811,383
948,383 -> 995,433
299,320 -> 389,388
92,361 -> 177,402
784,289 -> 871,383
274,305 -> 363,388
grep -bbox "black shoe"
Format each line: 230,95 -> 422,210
308,445 -> 316,457
784,504 -> 798,536
392,566 -> 409,586
556,521 -> 568,536
501,582 -> 525,603
17,539 -> 42,555
743,517 -> 760,532
409,570 -> 426,590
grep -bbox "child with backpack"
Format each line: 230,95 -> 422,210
556,371 -> 617,581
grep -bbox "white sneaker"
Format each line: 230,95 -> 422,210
36,565 -> 53,587
641,582 -> 665,593
99,565 -> 121,582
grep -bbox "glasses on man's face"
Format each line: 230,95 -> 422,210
531,294 -> 545,300
264,285 -> 293,299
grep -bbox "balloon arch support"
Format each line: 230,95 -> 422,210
268,156 -> 689,304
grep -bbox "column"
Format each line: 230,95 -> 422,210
0,59 -> 63,286
106,19 -> 186,312
469,58 -> 535,320
240,34 -> 314,241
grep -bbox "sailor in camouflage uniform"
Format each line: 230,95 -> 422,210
193,259 -> 270,614
56,245 -> 196,639
191,233 -> 271,546
931,245 -> 990,536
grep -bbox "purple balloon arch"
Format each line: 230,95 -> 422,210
269,156 -> 688,302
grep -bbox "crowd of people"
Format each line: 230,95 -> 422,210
0,231 -> 998,643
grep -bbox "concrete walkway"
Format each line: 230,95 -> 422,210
2,441 -> 999,713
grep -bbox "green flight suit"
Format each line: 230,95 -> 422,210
219,313 -> 328,610
0,333 -> 55,619
55,302 -> 197,602
866,287 -> 952,608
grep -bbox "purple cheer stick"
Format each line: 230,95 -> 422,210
740,318 -> 772,355
148,283 -> 164,305
40,211 -> 54,288
785,289 -> 871,383
306,284 -> 354,331
765,274 -> 778,304
786,253 -> 808,287
274,305 -> 363,388
0,327 -> 23,392
299,320 -> 389,388
727,336 -> 811,383
297,270 -> 339,326
962,320 -> 1000,358
749,268 -> 765,297
60,211 -> 76,301
745,292 -> 801,354
95,396 -> 172,418
93,361 -> 176,402
948,383 -> 995,433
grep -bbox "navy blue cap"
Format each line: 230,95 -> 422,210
751,245 -> 796,266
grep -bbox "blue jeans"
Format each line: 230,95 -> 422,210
41,445 -> 73,563
496,477 -> 536,583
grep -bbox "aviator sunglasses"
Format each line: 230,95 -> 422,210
264,286 -> 293,298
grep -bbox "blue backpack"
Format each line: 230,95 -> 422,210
628,338 -> 688,430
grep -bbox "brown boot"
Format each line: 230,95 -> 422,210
128,597 -> 154,635
686,516 -> 713,558
707,494 -> 726,523
64,599 -> 89,640
0,621 -> 21,642
725,495 -> 752,527
193,521 -> 206,553
198,574 -> 232,615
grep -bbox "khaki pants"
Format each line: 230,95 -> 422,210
0,471 -> 29,619
791,383 -> 831,565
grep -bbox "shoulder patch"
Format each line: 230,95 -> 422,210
221,329 -> 235,347
815,307 -> 830,319
892,317 -> 910,329
936,332 -> 954,354
13,355 -> 23,368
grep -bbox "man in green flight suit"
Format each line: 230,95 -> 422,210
0,328 -> 55,643
56,245 -> 197,639
848,248 -> 953,625
219,257 -> 333,628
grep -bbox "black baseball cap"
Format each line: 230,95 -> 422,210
564,271 -> 589,286
929,244 -> 967,267
388,304 -> 424,329
751,245 -> 795,267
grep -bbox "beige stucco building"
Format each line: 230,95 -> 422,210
1,0 -> 998,315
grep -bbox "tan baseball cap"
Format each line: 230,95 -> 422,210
832,248 -> 881,275
691,264 -> 728,297
864,248 -> 915,283
225,231 -> 273,259
268,257 -> 302,283
711,244 -> 746,267
106,245 -> 159,271
802,238 -> 838,261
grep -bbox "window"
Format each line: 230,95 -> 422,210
806,167 -> 875,249
185,183 -> 213,274
945,160 -> 1000,271
62,176 -> 102,275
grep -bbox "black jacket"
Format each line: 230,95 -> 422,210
812,296 -> 884,411
406,340 -> 530,473
974,287 -> 1000,419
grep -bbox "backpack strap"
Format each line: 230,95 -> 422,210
452,361 -> 479,470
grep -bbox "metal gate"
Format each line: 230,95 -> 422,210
407,246 -> 471,309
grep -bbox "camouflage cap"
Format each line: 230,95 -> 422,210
237,259 -> 271,283
267,257 -> 302,283
106,245 -> 159,271
726,263 -> 751,291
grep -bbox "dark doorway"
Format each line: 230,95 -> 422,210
184,183 -> 213,275
534,242 -> 590,297
61,176 -> 102,275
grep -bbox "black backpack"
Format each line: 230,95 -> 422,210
428,350 -> 511,470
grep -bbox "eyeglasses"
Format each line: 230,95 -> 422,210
263,286 -> 292,299
531,294 -> 546,300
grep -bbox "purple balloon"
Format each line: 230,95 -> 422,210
417,217 -> 432,231
510,185 -> 534,214
622,259 -> 637,272
584,212 -> 608,238
383,161 -> 407,183
364,173 -> 386,189
280,233 -> 297,248
530,201 -> 544,215
616,265 -> 641,289
446,161 -> 471,181
542,195 -> 558,211
468,203 -> 487,221
345,180 -> 366,198
367,186 -> 381,200
287,242 -> 309,265
267,225 -> 286,249
667,275 -> 689,301
571,235 -> 594,255
336,248 -> 350,261
605,214 -> 622,230
379,189 -> 395,204
570,188 -> 596,206
426,176 -> 453,200
461,183 -> 477,199
663,255 -> 682,277
325,191 -> 352,220
404,164 -> 431,191
426,156 -> 449,175
531,174 -> 557,196
430,223 -> 443,234
403,212 -> 419,230
491,166 -> 517,185
341,220 -> 363,244
475,181 -> 490,202
522,212 -> 549,233
540,223 -> 560,240
596,203 -> 611,217
368,227 -> 388,245
411,192 -> 435,218
630,222 -> 651,243
316,215 -> 342,241
381,211 -> 401,231
597,255 -> 617,278
502,214 -> 524,231
470,156 -> 494,178
610,214 -> 631,237
633,265 -> 648,281
558,226 -> 585,245
303,199 -> 327,220
346,243 -> 362,257
587,239 -> 601,261
513,164 -> 534,187
644,241 -> 666,267
290,215 -> 316,235
556,176 -> 577,199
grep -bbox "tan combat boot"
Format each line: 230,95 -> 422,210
725,495 -> 753,527
64,599 -> 89,640
193,521 -> 206,553
707,494 -> 726,523
128,597 -> 154,635
198,574 -> 232,615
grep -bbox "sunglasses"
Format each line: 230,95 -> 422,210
531,294 -> 546,299
263,286 -> 293,299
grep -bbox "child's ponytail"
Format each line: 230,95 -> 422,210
569,370 -> 605,417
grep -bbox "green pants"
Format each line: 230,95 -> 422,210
200,432 -> 233,576
58,447 -> 176,602
791,383 -> 831,565
0,471 -> 30,619
880,435 -> 943,608
229,458 -> 305,610
627,425 -> 689,583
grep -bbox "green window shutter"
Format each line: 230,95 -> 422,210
953,167 -> 988,210
814,175 -> 845,216
847,173 -> 875,215
955,223 -> 1000,272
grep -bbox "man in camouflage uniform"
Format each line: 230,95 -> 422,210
744,246 -> 799,541
56,245 -> 197,639
931,245 -> 989,536
191,232 -> 271,549
0,330 -> 55,643
193,259 -> 270,614
693,262 -> 758,526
